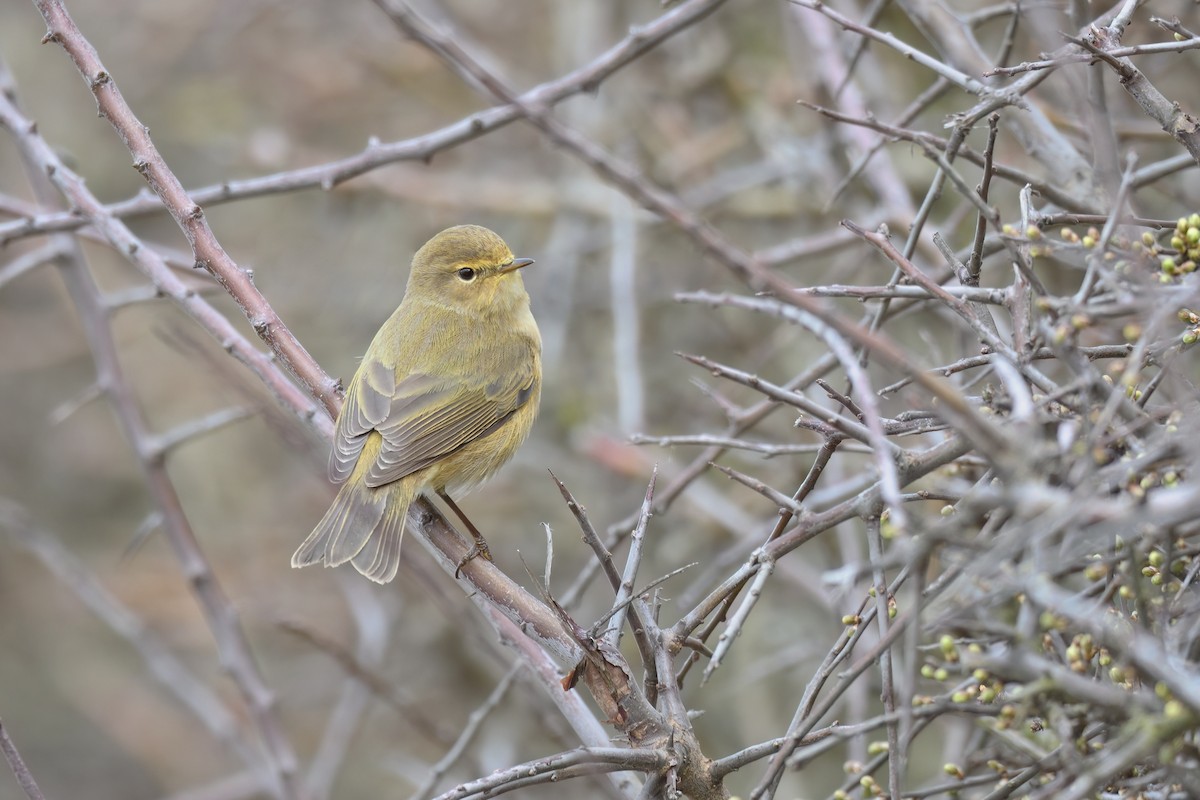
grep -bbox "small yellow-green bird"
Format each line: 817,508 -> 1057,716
292,225 -> 541,583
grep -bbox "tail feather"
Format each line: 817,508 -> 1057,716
292,479 -> 411,582
350,490 -> 408,583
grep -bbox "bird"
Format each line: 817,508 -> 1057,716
292,224 -> 541,583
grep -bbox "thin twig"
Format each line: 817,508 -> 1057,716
410,664 -> 523,800
0,717 -> 46,800
0,0 -> 735,247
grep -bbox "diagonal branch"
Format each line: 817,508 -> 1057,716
0,82 -> 330,438
0,0 -> 731,247
376,0 -> 1018,477
0,716 -> 45,800
33,0 -> 339,419
3,81 -> 303,800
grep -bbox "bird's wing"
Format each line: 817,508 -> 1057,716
329,357 -> 420,483
363,353 -> 538,488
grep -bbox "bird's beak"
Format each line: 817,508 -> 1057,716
499,257 -> 534,274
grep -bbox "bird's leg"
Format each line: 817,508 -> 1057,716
437,489 -> 493,577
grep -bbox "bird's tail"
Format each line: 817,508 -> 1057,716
291,479 -> 412,584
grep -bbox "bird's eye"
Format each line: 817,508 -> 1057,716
456,267 -> 477,282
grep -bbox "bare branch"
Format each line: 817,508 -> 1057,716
0,717 -> 46,800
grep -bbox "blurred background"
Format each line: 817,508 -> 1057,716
1,0 -> 1198,798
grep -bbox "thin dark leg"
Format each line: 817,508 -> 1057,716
437,489 -> 493,576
